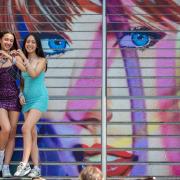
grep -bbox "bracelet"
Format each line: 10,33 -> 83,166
24,61 -> 30,68
12,57 -> 16,65
18,92 -> 24,98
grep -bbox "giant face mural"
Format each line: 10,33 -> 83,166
1,0 -> 180,178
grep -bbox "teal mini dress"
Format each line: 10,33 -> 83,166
22,71 -> 48,113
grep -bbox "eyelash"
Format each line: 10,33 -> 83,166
39,34 -> 70,56
26,41 -> 36,44
41,38 -> 70,56
116,27 -> 165,49
4,39 -> 13,42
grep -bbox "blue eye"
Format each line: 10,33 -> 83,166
131,33 -> 150,47
118,27 -> 165,49
41,38 -> 70,56
48,38 -> 68,50
37,33 -> 70,56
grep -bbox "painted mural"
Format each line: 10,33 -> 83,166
0,0 -> 180,178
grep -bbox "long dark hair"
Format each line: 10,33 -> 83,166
0,31 -> 18,50
22,33 -> 47,71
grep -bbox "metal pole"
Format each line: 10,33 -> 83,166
102,0 -> 107,179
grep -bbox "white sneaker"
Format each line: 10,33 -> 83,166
2,165 -> 12,178
0,151 -> 4,171
28,167 -> 41,178
14,162 -> 31,177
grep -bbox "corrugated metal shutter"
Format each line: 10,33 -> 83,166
0,1 -> 180,179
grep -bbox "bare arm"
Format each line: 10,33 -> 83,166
14,55 -> 26,72
0,50 -> 26,71
16,49 -> 47,78
0,50 -> 13,62
25,58 -> 47,78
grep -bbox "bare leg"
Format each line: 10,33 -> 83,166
24,113 -> 39,166
0,109 -> 11,150
4,111 -> 19,165
23,113 -> 39,165
31,127 -> 39,166
22,109 -> 42,163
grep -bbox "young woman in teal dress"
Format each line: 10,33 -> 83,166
13,33 -> 48,177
